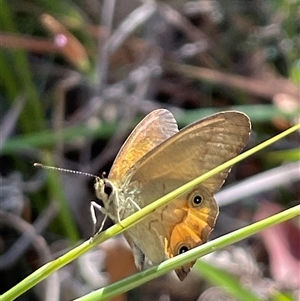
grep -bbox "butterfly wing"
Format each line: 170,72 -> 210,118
109,109 -> 179,181
128,111 -> 251,198
156,185 -> 219,280
121,111 -> 250,279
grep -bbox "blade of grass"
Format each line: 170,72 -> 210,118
194,260 -> 267,301
1,122 -> 299,300
1,122 -> 117,155
271,291 -> 295,301
175,104 -> 299,125
2,106 -> 298,155
42,151 -> 79,242
0,0 -> 45,132
267,148 -> 300,163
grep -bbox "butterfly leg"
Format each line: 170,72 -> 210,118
115,197 -> 141,227
124,233 -> 145,271
90,201 -> 108,235
127,198 -> 141,211
132,245 -> 146,271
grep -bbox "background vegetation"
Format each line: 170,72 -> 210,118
0,0 -> 299,300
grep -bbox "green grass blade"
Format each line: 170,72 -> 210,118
271,291 -> 295,301
1,122 -> 116,155
176,104 -> 300,125
42,152 -> 79,242
267,148 -> 300,163
0,0 -> 45,132
194,260 -> 263,301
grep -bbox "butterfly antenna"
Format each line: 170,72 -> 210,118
34,163 -> 99,179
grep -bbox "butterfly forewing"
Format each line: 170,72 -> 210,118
126,111 -> 250,205
109,109 -> 178,181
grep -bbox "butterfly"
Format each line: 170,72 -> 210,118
92,109 -> 251,280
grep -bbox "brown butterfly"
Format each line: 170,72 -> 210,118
93,109 -> 251,280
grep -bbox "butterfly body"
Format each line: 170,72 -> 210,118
95,109 -> 251,280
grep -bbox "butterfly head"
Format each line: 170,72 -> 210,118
94,177 -> 120,219
95,177 -> 114,202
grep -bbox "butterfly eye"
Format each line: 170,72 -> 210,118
178,245 -> 189,254
104,180 -> 113,197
